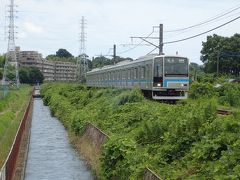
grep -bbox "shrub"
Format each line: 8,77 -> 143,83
218,84 -> 240,107
189,82 -> 216,99
114,88 -> 144,106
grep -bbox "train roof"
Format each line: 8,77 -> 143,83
88,54 -> 187,74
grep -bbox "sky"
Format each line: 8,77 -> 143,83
0,0 -> 239,64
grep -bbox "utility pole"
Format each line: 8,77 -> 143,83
77,16 -> 87,81
2,0 -> 19,88
113,44 -> 116,64
217,53 -> 220,77
159,24 -> 163,55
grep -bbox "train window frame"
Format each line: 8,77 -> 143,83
154,58 -> 163,77
141,66 -> 145,79
128,69 -> 131,79
131,68 -> 134,79
146,64 -> 149,79
118,71 -> 121,80
122,70 -> 125,80
134,67 -> 137,79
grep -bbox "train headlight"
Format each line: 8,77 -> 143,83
157,83 -> 161,87
181,83 -> 188,87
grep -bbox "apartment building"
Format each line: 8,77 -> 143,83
16,47 -> 77,81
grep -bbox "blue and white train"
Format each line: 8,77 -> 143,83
86,54 -> 189,100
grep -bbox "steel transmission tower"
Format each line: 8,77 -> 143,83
2,0 -> 19,88
77,16 -> 87,81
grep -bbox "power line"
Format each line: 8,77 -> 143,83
164,15 -> 240,45
165,4 -> 240,33
164,11 -> 240,42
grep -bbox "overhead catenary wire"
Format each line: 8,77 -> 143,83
117,29 -> 155,55
164,11 -> 240,41
165,4 -> 240,33
164,15 -> 240,45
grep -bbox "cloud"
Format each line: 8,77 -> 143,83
23,22 -> 44,34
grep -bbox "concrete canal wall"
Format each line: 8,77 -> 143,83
77,123 -> 161,180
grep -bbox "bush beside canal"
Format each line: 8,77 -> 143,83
41,83 -> 240,179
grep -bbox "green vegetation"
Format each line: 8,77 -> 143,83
0,85 -> 32,167
41,82 -> 240,179
19,67 -> 44,84
46,48 -> 76,63
201,33 -> 240,75
0,55 -> 5,80
91,56 -> 133,69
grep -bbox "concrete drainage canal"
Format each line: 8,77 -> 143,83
25,99 -> 93,180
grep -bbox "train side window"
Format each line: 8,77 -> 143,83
119,71 -> 122,80
146,65 -> 150,78
131,68 -> 134,79
134,68 -> 137,79
154,58 -> 163,77
118,71 -> 120,80
128,69 -> 130,79
141,66 -> 145,78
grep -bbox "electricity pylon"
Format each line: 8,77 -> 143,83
77,16 -> 87,81
2,0 -> 19,88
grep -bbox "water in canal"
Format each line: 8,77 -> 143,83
25,99 -> 93,180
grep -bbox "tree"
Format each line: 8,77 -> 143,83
0,55 -> 5,68
92,56 -> 133,69
29,67 -> 44,84
201,34 -> 240,76
0,55 -> 5,79
56,48 -> 73,58
92,56 -> 112,68
19,68 -> 29,83
189,62 -> 204,81
46,50 -> 76,63
19,67 -> 44,84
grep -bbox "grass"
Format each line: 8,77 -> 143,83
0,85 -> 32,167
69,132 -> 102,177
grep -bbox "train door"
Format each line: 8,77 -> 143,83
153,57 -> 163,88
127,69 -> 131,87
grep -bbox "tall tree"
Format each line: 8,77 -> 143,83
92,56 -> 133,69
0,55 -> 5,68
201,34 -> 240,76
19,67 -> 44,84
56,49 -> 73,58
0,55 -> 5,79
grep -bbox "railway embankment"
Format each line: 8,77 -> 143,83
41,82 -> 240,179
0,86 -> 33,180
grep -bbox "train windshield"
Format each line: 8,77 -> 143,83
164,57 -> 188,76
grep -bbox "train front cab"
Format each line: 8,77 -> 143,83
152,56 -> 189,100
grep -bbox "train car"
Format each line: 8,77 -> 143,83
86,54 -> 189,100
